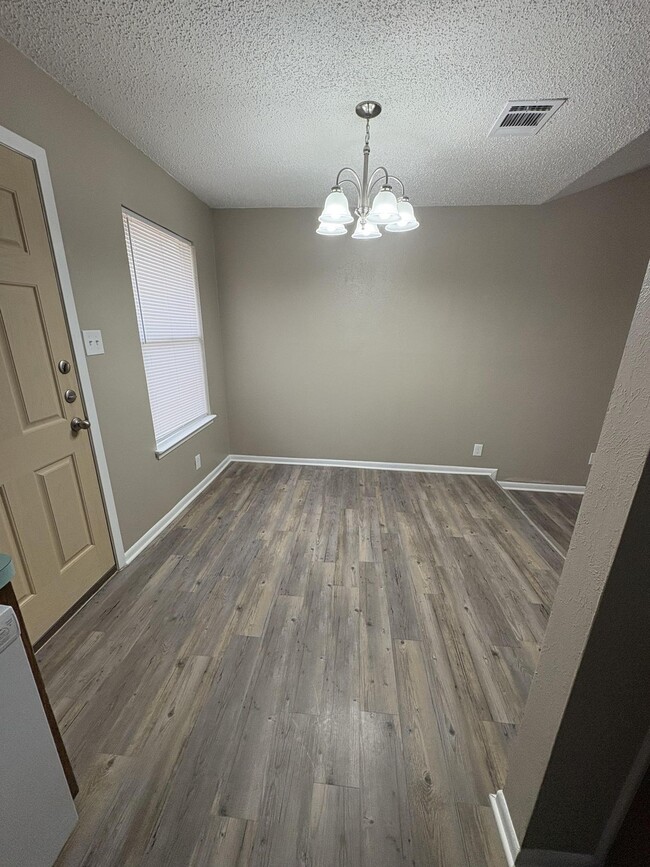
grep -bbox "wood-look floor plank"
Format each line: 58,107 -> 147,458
52,754 -> 132,866
106,653 -> 214,758
66,653 -> 219,865
307,783 -> 361,867
249,711 -> 316,866
359,563 -> 399,715
393,639 -> 467,864
510,490 -> 581,556
189,816 -> 256,867
413,599 -> 497,805
41,463 -> 568,867
312,585 -> 361,788
235,532 -> 295,637
292,582 -> 329,716
278,491 -> 323,597
479,721 -> 517,792
360,711 -> 412,866
359,494 -> 382,563
381,533 -> 421,641
456,803 -> 509,867
333,507 -> 360,587
139,634 -> 262,865
313,493 -> 341,563
219,595 -> 304,821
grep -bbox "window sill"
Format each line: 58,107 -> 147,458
155,414 -> 217,459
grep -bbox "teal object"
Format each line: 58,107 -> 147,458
0,553 -> 15,590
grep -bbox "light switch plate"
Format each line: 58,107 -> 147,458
195,454 -> 201,470
82,329 -> 104,356
473,443 -> 484,457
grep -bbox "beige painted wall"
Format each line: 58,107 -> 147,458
0,39 -> 230,551
214,169 -> 650,484
504,264 -> 650,859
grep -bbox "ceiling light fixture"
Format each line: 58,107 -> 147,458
317,101 -> 418,240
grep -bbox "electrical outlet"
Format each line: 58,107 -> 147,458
82,329 -> 104,356
194,454 -> 201,470
588,452 -> 596,466
473,443 -> 483,457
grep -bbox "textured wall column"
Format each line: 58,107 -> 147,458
502,266 -> 650,862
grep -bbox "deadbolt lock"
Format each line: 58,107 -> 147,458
58,359 -> 71,374
64,389 -> 77,404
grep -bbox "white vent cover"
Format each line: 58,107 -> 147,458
489,99 -> 566,137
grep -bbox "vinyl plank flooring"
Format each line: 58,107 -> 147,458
40,462 -> 566,867
53,754 -> 132,867
393,638 -> 462,861
359,562 -> 399,715
312,585 -> 361,788
457,803 -> 509,867
307,782 -> 361,867
333,507 -> 360,586
249,711 -> 317,866
189,816 -> 256,867
219,595 -> 304,821
381,533 -> 421,641
360,711 -> 412,866
140,634 -> 262,866
510,490 -> 582,556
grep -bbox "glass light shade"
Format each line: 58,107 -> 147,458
385,200 -> 420,232
319,190 -> 354,224
366,188 -> 400,224
316,220 -> 347,236
351,218 -> 382,240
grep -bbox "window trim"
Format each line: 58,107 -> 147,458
122,207 -> 215,457
154,413 -> 217,459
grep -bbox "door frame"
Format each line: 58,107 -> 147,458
0,123 -> 126,568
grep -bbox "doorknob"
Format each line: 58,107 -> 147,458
70,417 -> 91,433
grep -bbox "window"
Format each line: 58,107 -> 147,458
122,209 -> 214,458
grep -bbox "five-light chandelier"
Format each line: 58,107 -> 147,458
317,101 -> 418,239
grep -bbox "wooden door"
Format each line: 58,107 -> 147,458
0,143 -> 114,641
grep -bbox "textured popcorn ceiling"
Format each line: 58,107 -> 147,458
1,1 -> 650,207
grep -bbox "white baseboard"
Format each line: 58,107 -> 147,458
498,480 -> 586,494
230,454 -> 499,479
490,790 -> 520,867
515,850 -> 600,866
123,455 -> 232,565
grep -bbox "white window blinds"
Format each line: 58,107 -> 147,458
122,210 -> 212,454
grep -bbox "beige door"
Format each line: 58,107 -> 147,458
0,143 -> 114,642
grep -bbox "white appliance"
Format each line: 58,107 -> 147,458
0,605 -> 77,866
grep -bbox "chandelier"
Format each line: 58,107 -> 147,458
317,101 -> 419,239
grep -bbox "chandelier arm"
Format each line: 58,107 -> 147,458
386,175 -> 406,197
336,166 -> 362,188
338,176 -> 362,195
368,173 -> 406,200
368,166 -> 390,190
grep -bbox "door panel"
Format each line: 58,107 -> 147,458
0,187 -> 28,250
36,455 -> 94,567
0,282 -> 64,428
0,143 -> 114,641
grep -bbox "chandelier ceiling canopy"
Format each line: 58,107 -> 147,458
317,101 -> 419,240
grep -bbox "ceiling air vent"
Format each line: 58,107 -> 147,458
489,99 -> 566,137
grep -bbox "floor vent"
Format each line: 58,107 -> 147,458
489,99 -> 566,137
